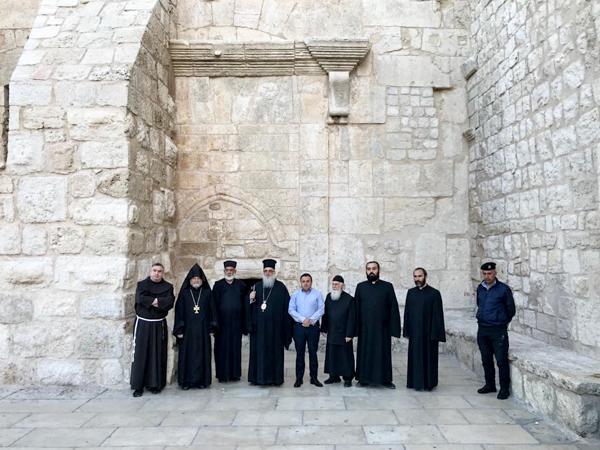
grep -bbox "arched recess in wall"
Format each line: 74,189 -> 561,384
175,189 -> 295,283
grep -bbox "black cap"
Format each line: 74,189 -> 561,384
262,259 -> 277,269
480,261 -> 496,270
332,275 -> 344,283
223,260 -> 237,268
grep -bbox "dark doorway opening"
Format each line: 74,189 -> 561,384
239,278 -> 261,294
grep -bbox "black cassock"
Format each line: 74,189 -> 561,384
403,284 -> 446,390
131,277 -> 175,392
247,280 -> 292,385
355,279 -> 402,385
321,291 -> 356,379
173,264 -> 217,388
213,278 -> 247,382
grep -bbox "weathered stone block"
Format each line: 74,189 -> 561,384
330,198 -> 383,234
22,225 -> 47,255
77,321 -> 124,358
80,140 -> 129,169
54,256 -> 128,292
70,197 -> 129,225
0,223 -> 21,254
383,198 -> 435,229
0,295 -> 33,324
17,176 -> 67,222
0,258 -> 53,286
37,359 -> 83,385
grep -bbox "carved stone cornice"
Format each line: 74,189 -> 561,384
169,39 -> 370,123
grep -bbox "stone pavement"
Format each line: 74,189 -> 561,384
0,352 -> 597,449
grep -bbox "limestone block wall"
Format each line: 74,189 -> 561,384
0,0 -> 176,385
0,0 -> 42,168
173,0 -> 473,302
467,0 -> 600,357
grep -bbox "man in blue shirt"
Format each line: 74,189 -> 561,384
476,261 -> 516,400
288,273 -> 325,387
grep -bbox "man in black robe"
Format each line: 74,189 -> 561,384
173,263 -> 217,389
213,260 -> 247,383
321,275 -> 356,387
247,259 -> 292,386
355,261 -> 401,388
131,262 -> 175,397
403,267 -> 446,391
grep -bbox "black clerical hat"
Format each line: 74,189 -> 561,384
480,261 -> 496,270
332,275 -> 344,283
223,260 -> 237,268
262,259 -> 277,269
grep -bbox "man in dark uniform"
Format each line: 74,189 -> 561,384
213,260 -> 247,383
476,261 -> 516,400
131,262 -> 175,397
321,275 -> 356,387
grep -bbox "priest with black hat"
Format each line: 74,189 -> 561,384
131,262 -> 175,397
321,275 -> 356,387
173,263 -> 217,390
247,258 -> 293,386
213,260 -> 247,383
476,261 -> 516,400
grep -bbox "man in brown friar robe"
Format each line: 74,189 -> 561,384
403,267 -> 446,391
131,262 -> 175,397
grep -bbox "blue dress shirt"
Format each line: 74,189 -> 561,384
288,288 -> 325,325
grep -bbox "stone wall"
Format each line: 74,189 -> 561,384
173,0 -> 473,303
0,0 -> 41,168
468,0 -> 600,357
0,0 -> 176,385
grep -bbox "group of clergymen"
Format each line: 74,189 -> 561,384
131,259 -> 516,401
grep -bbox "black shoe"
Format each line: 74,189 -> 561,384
383,382 -> 396,389
294,379 -> 302,388
132,389 -> 143,397
232,377 -> 240,382
344,380 -> 352,387
181,385 -> 190,390
357,381 -> 369,387
310,378 -> 323,387
324,377 -> 340,384
497,388 -> 510,400
148,387 -> 161,394
477,384 -> 497,394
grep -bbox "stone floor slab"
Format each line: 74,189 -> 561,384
276,396 -> 346,410
460,408 -> 515,424
191,426 -> 278,446
439,425 -> 539,444
364,425 -> 446,444
0,428 -> 32,447
0,399 -> 87,413
103,426 -> 198,446
12,427 -> 115,447
277,425 -> 366,444
394,408 -> 469,425
76,398 -> 147,413
233,410 -> 303,426
345,395 -> 420,409
0,413 -> 29,428
303,410 -> 398,426
204,397 -> 276,411
13,412 -> 96,428
84,411 -> 167,428
416,394 -> 473,409
162,410 -> 235,426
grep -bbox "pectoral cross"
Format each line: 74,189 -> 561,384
193,305 -> 200,314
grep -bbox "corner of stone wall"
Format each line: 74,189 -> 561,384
0,0 -> 176,386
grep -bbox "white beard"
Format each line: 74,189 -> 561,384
330,289 -> 342,301
191,282 -> 201,289
262,275 -> 275,288
225,274 -> 234,282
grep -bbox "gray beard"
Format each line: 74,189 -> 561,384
330,289 -> 342,301
225,275 -> 234,282
262,276 -> 275,289
191,283 -> 201,289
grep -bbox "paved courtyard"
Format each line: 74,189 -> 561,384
0,352 -> 596,449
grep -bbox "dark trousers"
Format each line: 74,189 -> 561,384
477,325 -> 510,389
293,323 -> 320,380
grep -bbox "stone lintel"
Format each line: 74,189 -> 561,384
169,39 -> 370,123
